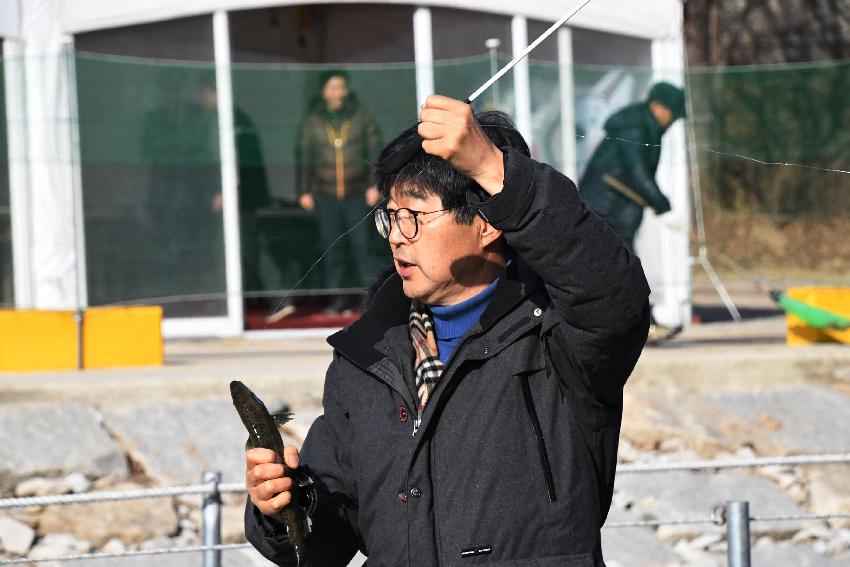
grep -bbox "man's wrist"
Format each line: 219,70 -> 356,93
473,147 -> 505,196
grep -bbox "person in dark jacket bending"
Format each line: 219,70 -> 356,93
578,82 -> 686,345
244,95 -> 650,566
578,82 -> 686,249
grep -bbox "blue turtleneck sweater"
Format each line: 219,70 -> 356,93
429,277 -> 500,365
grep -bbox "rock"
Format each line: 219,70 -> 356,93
759,465 -> 798,489
752,542 -> 847,566
616,437 -> 642,463
689,533 -> 723,550
821,536 -> 849,556
700,541 -> 850,566
616,470 -> 809,541
37,483 -> 179,547
81,548 -> 198,567
64,473 -> 92,494
29,533 -> 92,559
793,525 -> 834,544
14,477 -> 70,497
100,538 -> 126,553
178,518 -> 197,532
672,539 -> 721,566
787,483 -> 808,504
103,401 -> 248,484
621,390 -> 768,457
139,536 -> 172,550
808,465 -> 850,528
602,509 -> 679,566
0,404 -> 129,491
0,516 -> 36,555
173,530 -> 199,547
222,502 -> 247,544
708,386 -> 850,453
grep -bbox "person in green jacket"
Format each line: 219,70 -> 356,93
297,70 -> 382,314
578,82 -> 686,343
578,82 -> 685,248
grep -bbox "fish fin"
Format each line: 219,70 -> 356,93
273,412 -> 295,426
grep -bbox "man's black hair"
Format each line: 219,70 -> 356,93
375,111 -> 530,224
318,69 -> 350,89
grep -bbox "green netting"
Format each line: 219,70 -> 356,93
434,54 -> 513,110
230,61 -> 417,295
0,57 -> 12,307
15,52 -> 850,313
571,63 -> 654,172
528,60 -> 564,171
686,59 -> 850,281
76,55 -> 227,316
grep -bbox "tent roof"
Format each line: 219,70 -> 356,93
58,0 -> 681,40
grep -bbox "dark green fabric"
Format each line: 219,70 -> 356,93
578,103 -> 672,241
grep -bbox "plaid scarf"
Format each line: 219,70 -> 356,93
409,300 -> 445,432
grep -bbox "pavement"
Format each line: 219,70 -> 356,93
2,282 -> 848,410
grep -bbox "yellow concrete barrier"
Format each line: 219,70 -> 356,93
0,310 -> 78,371
0,306 -> 163,371
83,306 -> 164,369
785,287 -> 850,346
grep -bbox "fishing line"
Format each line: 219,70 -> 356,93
261,198 -> 388,326
599,135 -> 850,176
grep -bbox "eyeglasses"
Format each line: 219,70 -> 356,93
374,206 -> 463,239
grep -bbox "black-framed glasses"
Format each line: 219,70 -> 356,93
374,206 -> 463,239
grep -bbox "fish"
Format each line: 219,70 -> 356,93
230,380 -> 311,567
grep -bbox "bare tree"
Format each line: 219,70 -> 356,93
684,0 -> 850,216
685,0 -> 850,65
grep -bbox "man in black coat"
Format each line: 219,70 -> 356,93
244,96 -> 650,566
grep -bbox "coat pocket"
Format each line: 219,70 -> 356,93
520,373 -> 557,503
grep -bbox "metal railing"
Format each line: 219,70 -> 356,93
1,453 -> 849,566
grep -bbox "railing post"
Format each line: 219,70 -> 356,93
202,471 -> 222,567
726,501 -> 751,567
75,308 -> 84,370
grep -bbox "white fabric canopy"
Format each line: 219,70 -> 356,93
5,0 -> 690,332
61,0 -> 682,39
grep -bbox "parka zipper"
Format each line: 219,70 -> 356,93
520,373 -> 557,502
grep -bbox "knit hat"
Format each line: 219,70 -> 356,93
647,82 -> 686,120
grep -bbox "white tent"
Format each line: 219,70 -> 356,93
1,0 -> 690,337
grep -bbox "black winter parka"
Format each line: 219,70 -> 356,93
578,103 -> 672,241
246,149 -> 651,566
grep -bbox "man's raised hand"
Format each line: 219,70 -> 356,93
418,95 -> 504,196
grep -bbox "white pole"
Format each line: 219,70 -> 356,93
647,30 -> 691,330
557,27 -> 577,180
11,1 -> 79,310
3,39 -> 33,308
213,10 -> 243,336
63,36 -> 88,311
413,7 -> 434,110
511,15 -> 532,147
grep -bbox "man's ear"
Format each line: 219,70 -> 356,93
478,218 -> 502,248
